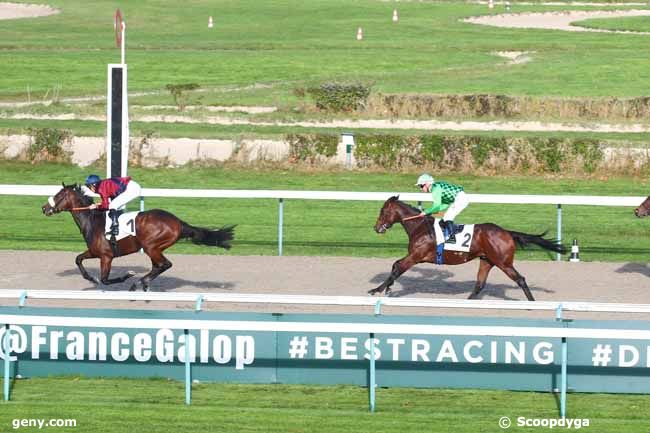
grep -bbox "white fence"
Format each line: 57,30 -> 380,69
0,184 -> 644,259
3,289 -> 650,314
3,290 -> 650,414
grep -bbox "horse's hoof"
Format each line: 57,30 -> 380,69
367,290 -> 377,296
128,283 -> 137,292
126,271 -> 136,277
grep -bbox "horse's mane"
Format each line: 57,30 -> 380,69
387,195 -> 420,213
66,183 -> 93,206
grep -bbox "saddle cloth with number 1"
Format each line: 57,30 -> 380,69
104,211 -> 139,241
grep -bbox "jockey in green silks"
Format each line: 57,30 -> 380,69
415,173 -> 469,243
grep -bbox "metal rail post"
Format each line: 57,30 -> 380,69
369,299 -> 382,412
3,324 -> 10,401
556,204 -> 562,262
184,329 -> 191,405
561,336 -> 568,417
18,291 -> 27,308
369,332 -> 376,412
140,196 -> 145,254
556,304 -> 568,417
278,199 -> 284,256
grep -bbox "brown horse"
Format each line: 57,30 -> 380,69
41,183 -> 234,291
370,196 -> 565,300
635,196 -> 650,217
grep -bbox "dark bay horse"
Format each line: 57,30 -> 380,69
635,196 -> 650,217
42,183 -> 234,291
370,196 -> 566,300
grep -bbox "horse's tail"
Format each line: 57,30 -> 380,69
507,230 -> 566,254
180,222 -> 235,250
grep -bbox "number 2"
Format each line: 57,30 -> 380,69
462,233 -> 471,247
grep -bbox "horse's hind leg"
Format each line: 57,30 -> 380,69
497,264 -> 534,301
76,250 -> 99,284
99,256 -> 136,285
468,258 -> 494,300
130,252 -> 172,292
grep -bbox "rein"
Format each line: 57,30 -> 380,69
403,214 -> 423,222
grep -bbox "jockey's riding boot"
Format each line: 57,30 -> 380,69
108,209 -> 119,236
444,220 -> 456,243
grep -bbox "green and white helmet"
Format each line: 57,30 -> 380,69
415,173 -> 434,186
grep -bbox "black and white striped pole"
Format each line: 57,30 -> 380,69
569,239 -> 580,263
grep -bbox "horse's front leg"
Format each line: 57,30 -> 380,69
99,255 -> 135,285
369,255 -> 417,296
75,250 -> 99,284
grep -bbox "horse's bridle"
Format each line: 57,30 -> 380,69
47,195 -> 65,213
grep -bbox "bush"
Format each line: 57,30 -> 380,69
26,128 -> 72,163
354,134 -> 406,168
166,83 -> 200,111
533,138 -> 566,173
306,82 -> 371,112
287,134 -> 338,164
419,135 -> 445,165
571,139 -> 604,173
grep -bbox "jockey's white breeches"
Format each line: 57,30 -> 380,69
109,180 -> 141,211
443,191 -> 469,221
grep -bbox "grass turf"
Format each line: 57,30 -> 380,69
1,161 -> 648,261
1,377 -> 650,432
2,1 -> 650,101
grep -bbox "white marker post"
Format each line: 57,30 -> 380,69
107,9 -> 130,178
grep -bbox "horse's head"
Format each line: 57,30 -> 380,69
375,196 -> 404,234
42,183 -> 90,216
635,196 -> 650,218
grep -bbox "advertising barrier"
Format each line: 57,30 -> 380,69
3,306 -> 650,397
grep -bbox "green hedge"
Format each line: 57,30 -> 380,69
354,134 -> 605,173
306,82 -> 371,112
286,133 -> 339,164
284,133 -> 612,174
370,94 -> 650,121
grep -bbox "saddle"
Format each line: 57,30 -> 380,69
424,215 -> 436,239
423,217 -> 464,240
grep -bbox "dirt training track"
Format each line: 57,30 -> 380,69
0,250 -> 649,320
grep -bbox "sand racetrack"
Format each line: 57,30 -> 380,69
1,250 -> 649,320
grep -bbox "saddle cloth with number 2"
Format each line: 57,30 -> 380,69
432,218 -> 475,253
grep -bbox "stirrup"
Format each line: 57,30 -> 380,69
444,221 -> 455,243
